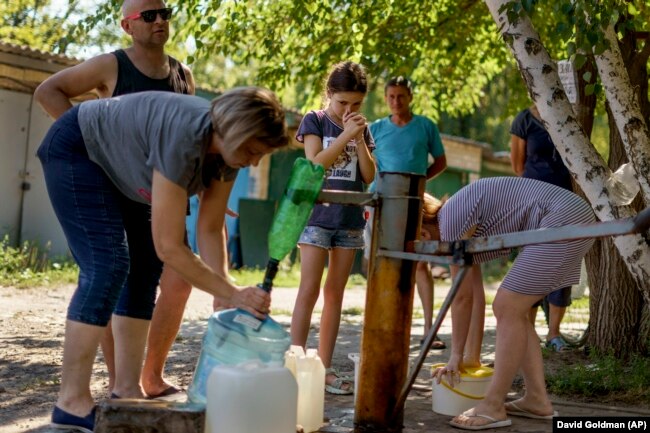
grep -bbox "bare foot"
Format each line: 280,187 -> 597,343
324,368 -> 353,395
111,384 -> 146,400
505,399 -> 556,419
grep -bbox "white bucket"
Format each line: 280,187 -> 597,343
431,363 -> 493,416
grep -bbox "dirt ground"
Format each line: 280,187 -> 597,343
0,282 -> 647,433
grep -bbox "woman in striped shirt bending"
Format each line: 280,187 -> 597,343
426,177 -> 595,430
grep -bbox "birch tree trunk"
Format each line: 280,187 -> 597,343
588,29 -> 650,353
569,29 -> 650,354
593,23 -> 650,206
484,0 -> 650,354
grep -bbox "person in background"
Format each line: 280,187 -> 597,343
290,61 -> 376,395
429,177 -> 595,430
510,104 -> 574,352
34,0 -> 201,400
368,76 -> 448,349
38,88 -> 288,432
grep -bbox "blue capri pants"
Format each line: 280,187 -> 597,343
37,106 -> 162,326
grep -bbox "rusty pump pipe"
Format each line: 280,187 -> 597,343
354,173 -> 424,432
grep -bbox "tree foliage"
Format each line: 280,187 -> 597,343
166,0 -> 645,113
12,0 -> 650,122
171,0 -> 510,117
0,0 -> 79,51
500,0 -> 648,95
38,0 -> 648,138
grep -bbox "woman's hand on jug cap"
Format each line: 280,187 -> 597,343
230,285 -> 271,319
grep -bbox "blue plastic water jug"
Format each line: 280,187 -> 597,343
187,308 -> 291,405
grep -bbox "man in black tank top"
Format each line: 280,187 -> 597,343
35,0 -> 201,411
112,48 -> 191,96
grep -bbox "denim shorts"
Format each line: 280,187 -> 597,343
37,106 -> 162,326
298,226 -> 365,250
533,286 -> 572,308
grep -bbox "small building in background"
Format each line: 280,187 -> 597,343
0,42 -> 82,256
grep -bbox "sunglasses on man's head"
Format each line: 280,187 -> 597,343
125,7 -> 173,23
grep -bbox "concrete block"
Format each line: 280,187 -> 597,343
95,399 -> 205,433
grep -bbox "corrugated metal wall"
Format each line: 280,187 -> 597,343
0,88 -> 68,256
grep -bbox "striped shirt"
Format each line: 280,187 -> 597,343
439,177 -> 595,295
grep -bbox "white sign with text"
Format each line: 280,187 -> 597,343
558,60 -> 577,104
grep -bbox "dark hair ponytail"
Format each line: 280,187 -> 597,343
325,61 -> 368,95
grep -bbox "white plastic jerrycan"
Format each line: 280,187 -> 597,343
284,345 -> 301,377
285,346 -> 325,433
205,360 -> 297,433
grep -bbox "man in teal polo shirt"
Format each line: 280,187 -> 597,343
369,76 -> 447,349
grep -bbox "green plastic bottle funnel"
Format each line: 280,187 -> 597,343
268,157 -> 325,263
256,157 -> 325,293
239,158 -> 324,328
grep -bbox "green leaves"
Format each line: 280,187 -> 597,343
193,0 -> 509,116
573,53 -> 587,70
0,0 -> 81,53
627,2 -> 638,15
584,82 -> 602,96
305,1 -> 317,15
15,0 -> 648,120
521,0 -> 537,14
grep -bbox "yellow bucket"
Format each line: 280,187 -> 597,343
431,363 -> 493,416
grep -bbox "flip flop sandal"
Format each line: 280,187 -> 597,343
431,339 -> 447,350
147,386 -> 186,401
449,413 -> 512,431
325,367 -> 353,395
505,401 -> 558,419
431,266 -> 450,279
546,336 -> 569,352
420,337 -> 447,350
325,367 -> 354,380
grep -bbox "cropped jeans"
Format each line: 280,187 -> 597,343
37,106 -> 162,326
